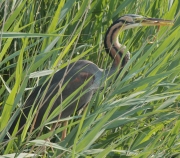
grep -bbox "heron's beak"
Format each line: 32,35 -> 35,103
141,17 -> 174,26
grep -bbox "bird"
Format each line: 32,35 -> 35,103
8,14 -> 173,138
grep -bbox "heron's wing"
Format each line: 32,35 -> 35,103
24,71 -> 95,124
41,72 -> 94,116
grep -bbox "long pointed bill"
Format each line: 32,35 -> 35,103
141,17 -> 174,26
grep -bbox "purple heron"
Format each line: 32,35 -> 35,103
8,14 -> 173,138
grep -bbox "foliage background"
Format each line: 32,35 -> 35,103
0,0 -> 180,157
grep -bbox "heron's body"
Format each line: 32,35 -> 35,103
8,14 -> 173,136
9,60 -> 103,133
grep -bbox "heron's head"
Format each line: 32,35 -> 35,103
104,14 -> 173,68
113,14 -> 173,30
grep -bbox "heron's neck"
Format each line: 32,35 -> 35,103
104,23 -> 130,68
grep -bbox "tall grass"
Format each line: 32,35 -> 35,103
0,0 -> 180,157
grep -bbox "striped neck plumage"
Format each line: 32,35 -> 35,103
104,20 -> 130,68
